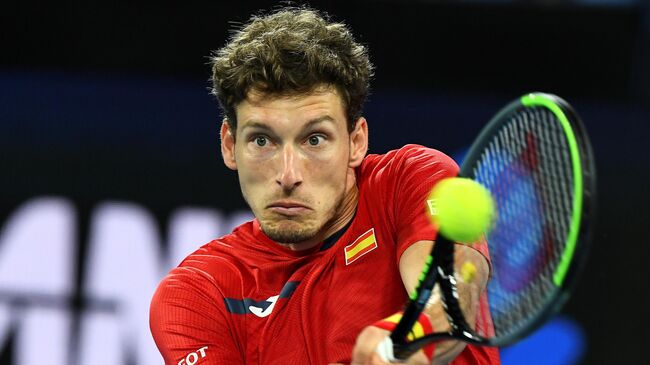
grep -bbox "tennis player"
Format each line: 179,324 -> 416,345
150,7 -> 499,365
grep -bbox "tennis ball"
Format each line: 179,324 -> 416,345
426,177 -> 496,244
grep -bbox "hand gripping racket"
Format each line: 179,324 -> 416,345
377,92 -> 597,361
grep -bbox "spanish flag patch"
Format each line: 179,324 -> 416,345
344,228 -> 378,265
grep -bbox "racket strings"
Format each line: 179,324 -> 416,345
527,111 -> 564,276
496,114 -> 551,336
537,110 -> 574,256
472,107 -> 576,341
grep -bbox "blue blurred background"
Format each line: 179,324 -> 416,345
1,0 -> 649,364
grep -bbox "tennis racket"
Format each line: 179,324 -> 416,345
377,92 -> 596,361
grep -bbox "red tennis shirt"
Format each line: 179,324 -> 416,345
150,144 -> 500,364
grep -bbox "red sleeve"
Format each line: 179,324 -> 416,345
366,144 -> 491,265
390,145 -> 460,260
149,266 -> 244,365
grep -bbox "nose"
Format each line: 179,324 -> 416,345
276,145 -> 303,191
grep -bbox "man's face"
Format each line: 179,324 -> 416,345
221,86 -> 367,246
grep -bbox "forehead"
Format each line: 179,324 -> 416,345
235,86 -> 347,129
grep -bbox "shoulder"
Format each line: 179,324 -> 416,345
358,144 -> 458,188
155,220 -> 258,301
360,144 -> 458,175
151,242 -> 238,310
179,219 -> 257,265
150,251 -> 246,363
149,239 -> 243,333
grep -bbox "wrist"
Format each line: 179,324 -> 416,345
372,311 -> 435,361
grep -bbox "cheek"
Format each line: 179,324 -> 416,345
236,146 -> 274,181
236,160 -> 272,203
310,155 -> 349,197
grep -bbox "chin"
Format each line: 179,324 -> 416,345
260,218 -> 321,244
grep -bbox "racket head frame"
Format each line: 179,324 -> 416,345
388,92 -> 597,359
459,92 -> 597,347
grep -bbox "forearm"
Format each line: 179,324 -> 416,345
419,285 -> 469,365
421,295 -> 468,365
350,241 -> 489,365
400,241 -> 489,364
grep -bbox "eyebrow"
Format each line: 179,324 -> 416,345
240,115 -> 336,133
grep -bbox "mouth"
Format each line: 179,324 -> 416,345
267,201 -> 311,217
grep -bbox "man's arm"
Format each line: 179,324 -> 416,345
399,240 -> 489,365
350,240 -> 489,365
150,267 -> 244,364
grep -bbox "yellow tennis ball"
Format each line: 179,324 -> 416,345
426,177 -> 496,244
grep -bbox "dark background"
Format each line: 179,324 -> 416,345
2,0 -> 649,364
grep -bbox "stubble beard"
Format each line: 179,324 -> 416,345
260,193 -> 345,245
262,218 -> 321,244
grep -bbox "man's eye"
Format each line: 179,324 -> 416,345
255,136 -> 268,147
307,135 -> 324,146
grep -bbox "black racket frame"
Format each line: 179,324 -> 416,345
389,93 -> 597,360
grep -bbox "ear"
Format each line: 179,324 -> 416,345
220,119 -> 238,170
348,117 -> 368,168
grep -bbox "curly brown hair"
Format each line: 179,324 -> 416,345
210,7 -> 373,132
